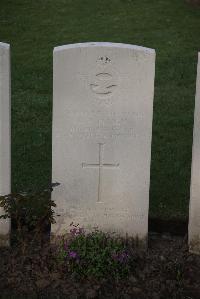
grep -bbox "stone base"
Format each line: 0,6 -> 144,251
51,231 -> 147,250
189,236 -> 200,255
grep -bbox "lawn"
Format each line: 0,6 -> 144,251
0,0 -> 200,219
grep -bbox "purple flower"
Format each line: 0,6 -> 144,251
119,252 -> 129,262
111,253 -> 117,260
70,228 -> 77,236
63,241 -> 68,251
69,250 -> 79,259
112,251 -> 129,263
70,226 -> 85,237
78,227 -> 85,235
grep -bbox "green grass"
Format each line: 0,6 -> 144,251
0,0 -> 200,219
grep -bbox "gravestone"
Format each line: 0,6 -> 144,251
0,42 -> 11,246
52,42 -> 155,243
189,53 -> 200,254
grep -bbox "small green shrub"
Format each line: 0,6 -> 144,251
0,183 -> 58,251
57,223 -> 132,279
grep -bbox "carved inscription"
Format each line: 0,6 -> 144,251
71,209 -> 145,220
56,208 -> 145,222
89,56 -> 118,101
66,111 -> 146,140
54,205 -> 145,235
90,72 -> 117,96
82,143 -> 119,203
97,56 -> 111,64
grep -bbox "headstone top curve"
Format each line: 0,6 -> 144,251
0,42 -> 10,49
54,42 -> 155,55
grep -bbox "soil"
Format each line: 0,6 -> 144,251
0,232 -> 200,299
149,217 -> 188,236
186,0 -> 200,6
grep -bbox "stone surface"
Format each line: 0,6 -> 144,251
52,42 -> 155,241
189,53 -> 200,254
0,42 -> 11,246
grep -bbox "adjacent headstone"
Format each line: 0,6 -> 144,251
52,42 -> 155,243
0,42 -> 11,246
189,53 -> 200,254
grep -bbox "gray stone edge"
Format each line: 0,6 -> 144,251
0,42 -> 10,49
54,42 -> 155,55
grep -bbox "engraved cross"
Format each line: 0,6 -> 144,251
82,143 -> 119,203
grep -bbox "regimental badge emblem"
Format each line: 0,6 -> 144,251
89,56 -> 119,103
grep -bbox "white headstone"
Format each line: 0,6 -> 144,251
189,53 -> 200,254
0,42 -> 11,246
52,42 -> 155,243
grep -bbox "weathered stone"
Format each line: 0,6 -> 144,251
52,42 -> 155,242
0,42 -> 11,246
189,53 -> 200,254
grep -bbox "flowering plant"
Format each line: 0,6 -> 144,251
57,223 -> 132,278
